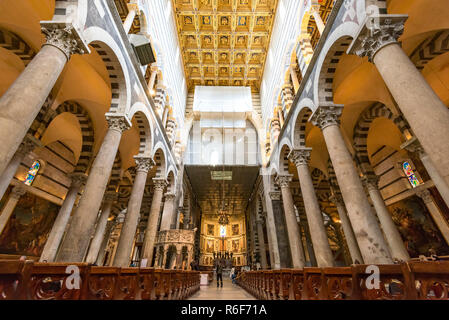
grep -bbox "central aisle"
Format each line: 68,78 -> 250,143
188,279 -> 256,300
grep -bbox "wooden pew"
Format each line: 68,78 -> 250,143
82,266 -> 119,300
27,262 -> 89,300
402,261 -> 449,300
114,267 -> 139,300
321,267 -> 353,300
351,264 -> 406,300
138,267 -> 155,300
279,269 -> 292,300
289,269 -> 305,300
303,267 -> 324,300
0,260 -> 32,300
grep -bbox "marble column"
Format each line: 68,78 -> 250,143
147,67 -> 158,92
362,176 -> 410,261
39,173 -> 87,262
311,5 -> 325,35
311,105 -> 392,264
0,185 -> 26,235
113,156 -> 154,267
256,219 -> 268,269
95,220 -> 116,266
349,15 -> 449,188
275,175 -> 306,268
0,135 -> 41,201
402,137 -> 449,209
57,115 -> 131,262
159,193 -> 176,231
329,193 -> 364,264
85,191 -> 118,264
417,188 -> 449,245
288,149 -> 335,267
141,178 -> 167,265
289,65 -> 300,93
260,173 -> 281,269
123,3 -> 138,33
0,24 -> 87,176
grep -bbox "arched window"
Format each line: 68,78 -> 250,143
24,160 -> 40,186
402,161 -> 420,188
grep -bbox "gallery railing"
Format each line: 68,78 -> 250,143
0,260 -> 200,300
237,261 -> 449,300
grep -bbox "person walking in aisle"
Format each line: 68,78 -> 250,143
216,262 -> 223,288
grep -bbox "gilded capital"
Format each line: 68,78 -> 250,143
288,148 -> 312,167
40,22 -> 89,60
348,15 -> 408,62
134,156 -> 155,173
106,114 -> 132,133
310,105 -> 343,130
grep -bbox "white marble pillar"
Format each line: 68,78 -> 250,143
85,191 -> 118,264
310,5 -> 325,35
329,193 -> 364,264
288,148 -> 335,267
402,137 -> 449,209
0,185 -> 26,235
159,193 -> 176,231
260,174 -> 281,269
350,15 -> 449,188
275,175 -> 307,268
40,173 -> 87,262
113,157 -> 154,267
147,67 -> 158,92
123,3 -> 139,34
57,115 -> 131,262
362,176 -> 410,261
311,105 -> 392,264
95,220 -> 116,266
0,135 -> 41,201
0,24 -> 87,176
141,178 -> 167,264
416,188 -> 449,245
256,219 -> 268,269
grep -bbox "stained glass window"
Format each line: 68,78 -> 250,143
24,161 -> 40,186
402,161 -> 420,188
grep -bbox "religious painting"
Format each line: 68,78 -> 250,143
232,239 -> 239,253
206,240 -> 214,253
207,224 -> 214,236
389,197 -> 449,257
232,224 -> 239,236
0,193 -> 60,257
184,16 -> 193,25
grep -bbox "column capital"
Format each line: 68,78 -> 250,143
400,136 -> 425,157
164,192 -> 176,201
40,22 -> 89,60
105,114 -> 132,133
361,175 -> 380,192
310,104 -> 344,130
416,187 -> 433,204
275,174 -> 293,189
68,172 -> 88,188
134,156 -> 155,173
152,178 -> 168,192
103,191 -> 118,203
268,191 -> 281,201
11,185 -> 26,199
16,134 -> 42,156
288,148 -> 312,167
348,14 -> 408,62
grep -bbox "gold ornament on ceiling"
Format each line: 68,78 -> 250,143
172,0 -> 278,92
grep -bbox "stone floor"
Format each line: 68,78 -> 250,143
188,279 -> 256,300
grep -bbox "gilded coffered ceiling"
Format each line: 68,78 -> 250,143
172,0 -> 278,92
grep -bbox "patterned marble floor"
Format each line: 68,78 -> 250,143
188,279 -> 256,300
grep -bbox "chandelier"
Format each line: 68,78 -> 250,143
218,209 -> 229,225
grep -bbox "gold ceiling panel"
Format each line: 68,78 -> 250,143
172,0 -> 278,92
